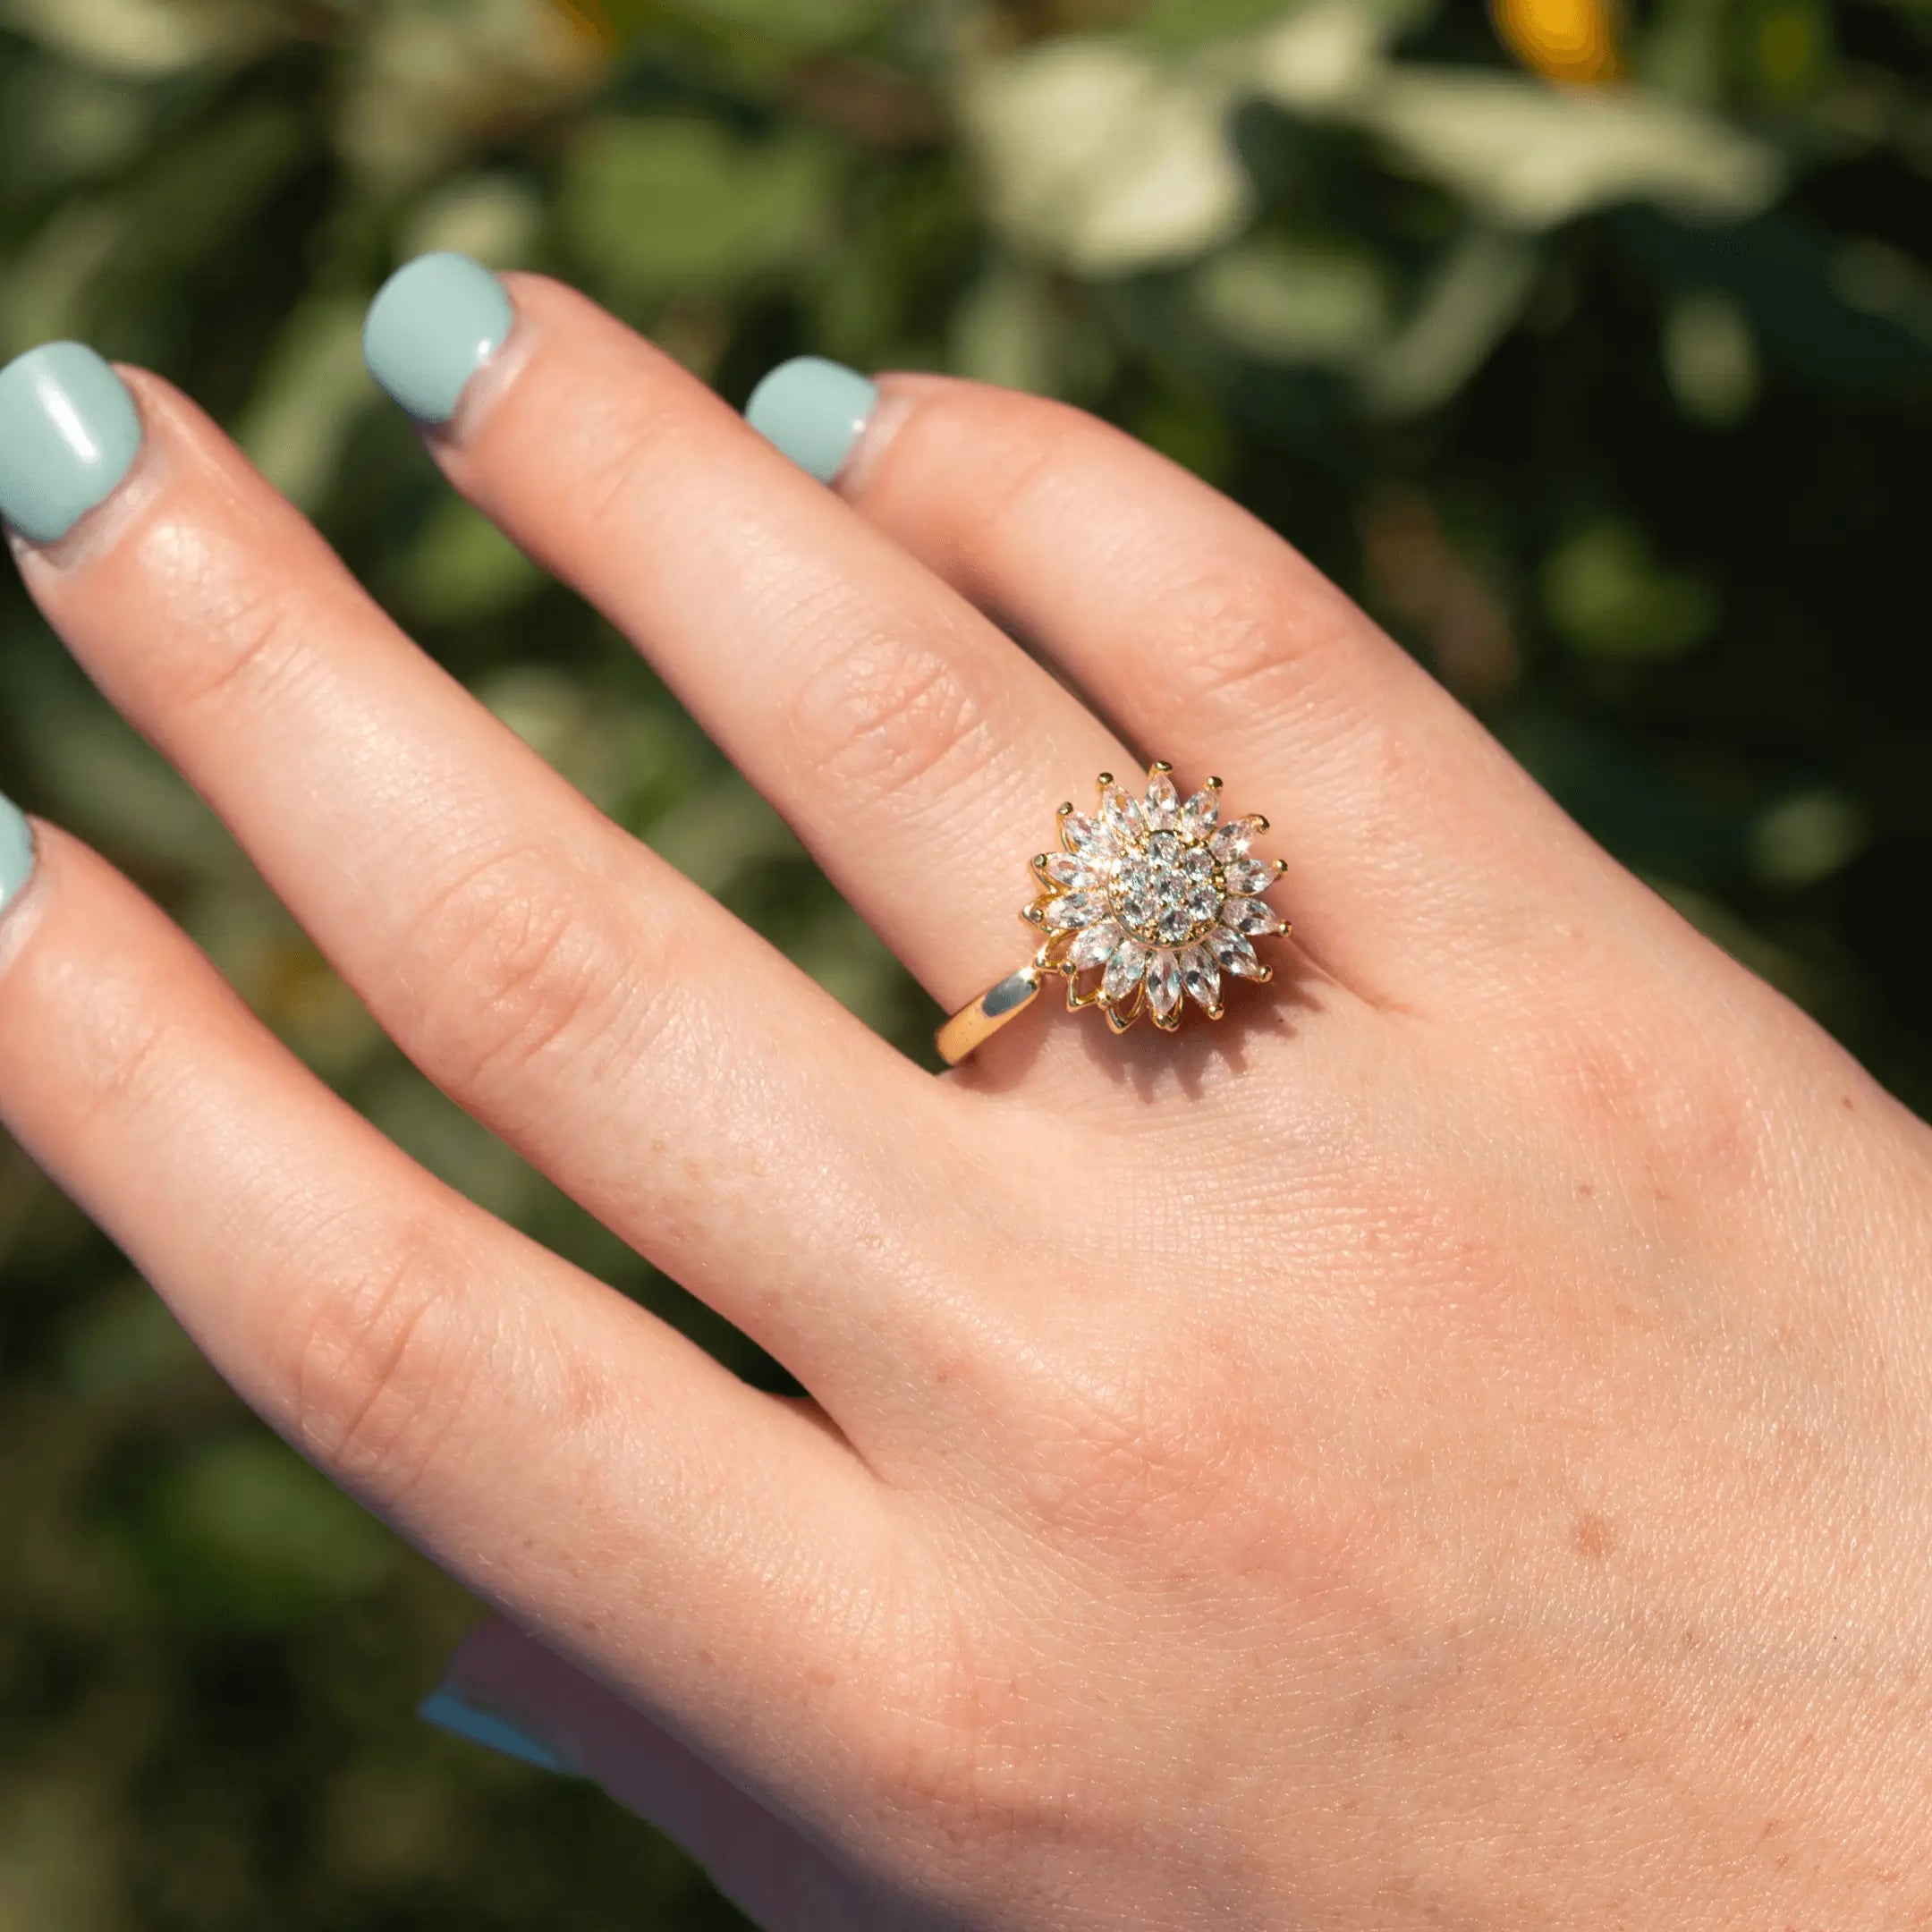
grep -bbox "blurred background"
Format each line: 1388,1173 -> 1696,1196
0,0 -> 1927,1922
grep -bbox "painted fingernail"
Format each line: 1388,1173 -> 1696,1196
362,251 -> 514,427
0,794 -> 35,916
0,343 -> 142,545
745,355 -> 877,484
419,1685 -> 575,1775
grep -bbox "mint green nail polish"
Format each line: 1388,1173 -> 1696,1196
0,343 -> 142,545
419,1687 -> 574,1775
363,251 -> 514,426
0,793 -> 34,914
745,355 -> 877,484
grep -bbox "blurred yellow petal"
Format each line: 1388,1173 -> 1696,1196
1491,0 -> 1623,84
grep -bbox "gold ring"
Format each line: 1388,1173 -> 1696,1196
936,763 -> 1290,1065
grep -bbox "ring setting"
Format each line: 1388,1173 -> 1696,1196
936,763 -> 1289,1064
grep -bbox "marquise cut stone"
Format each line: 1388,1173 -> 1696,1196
1100,785 -> 1146,842
1069,918 -> 1125,970
1103,938 -> 1148,1004
1221,895 -> 1283,936
1044,852 -> 1108,890
1221,858 -> 1272,896
1208,923 -> 1265,977
1143,771 -> 1179,830
1210,816 -> 1262,862
1179,788 -> 1219,839
1145,948 -> 1182,1017
1179,943 -> 1220,1010
1046,888 -> 1107,931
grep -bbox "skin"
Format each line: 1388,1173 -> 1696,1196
3,274 -> 1930,1929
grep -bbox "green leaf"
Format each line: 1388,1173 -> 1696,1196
558,114 -> 842,300
1542,518 -> 1718,660
1191,233 -> 1390,366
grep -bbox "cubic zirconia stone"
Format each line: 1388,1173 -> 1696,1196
1156,904 -> 1191,943
1222,895 -> 1283,936
1043,852 -> 1110,890
1179,943 -> 1220,1010
1123,891 -> 1160,930
1046,888 -> 1107,931
1145,948 -> 1182,1018
1210,816 -> 1261,862
1208,923 -> 1264,977
1069,918 -> 1124,970
1185,884 -> 1220,923
1179,788 -> 1219,839
1062,811 -> 1114,860
1182,843 -> 1215,878
1143,771 -> 1180,830
1103,938 -> 1148,1004
1100,785 -> 1146,842
1221,858 -> 1272,896
1147,830 -> 1182,865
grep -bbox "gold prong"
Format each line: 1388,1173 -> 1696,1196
1206,775 -> 1223,791
1206,1004 -> 1225,1021
1034,853 -> 1050,868
1252,814 -> 1269,834
1022,904 -> 1046,926
1056,801 -> 1073,818
1150,759 -> 1173,774
1253,964 -> 1275,983
1275,856 -> 1289,877
1151,1006 -> 1181,1032
1096,771 -> 1113,789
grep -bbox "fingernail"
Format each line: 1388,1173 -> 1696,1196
745,355 -> 877,485
419,1685 -> 575,1775
0,794 -> 35,915
0,343 -> 143,545
362,251 -> 514,427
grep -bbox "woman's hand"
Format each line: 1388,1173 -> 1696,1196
2,258 -> 1928,1930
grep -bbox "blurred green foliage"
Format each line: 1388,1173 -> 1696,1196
1,0 -> 1928,1923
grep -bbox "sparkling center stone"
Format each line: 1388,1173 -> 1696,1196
1111,830 -> 1221,945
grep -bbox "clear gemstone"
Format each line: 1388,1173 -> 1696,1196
1143,771 -> 1179,830
1043,852 -> 1110,890
1123,890 -> 1160,929
1145,948 -> 1182,1018
1069,918 -> 1125,970
1185,884 -> 1220,923
1103,938 -> 1148,1005
1179,788 -> 1219,839
1062,812 -> 1119,862
1146,829 -> 1182,866
1156,903 -> 1191,943
1221,895 -> 1284,936
1046,888 -> 1107,931
1100,785 -> 1146,842
1182,843 -> 1216,878
1208,923 -> 1265,978
1210,816 -> 1261,862
1221,857 -> 1273,896
1179,943 -> 1220,1011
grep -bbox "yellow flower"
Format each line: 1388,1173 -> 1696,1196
1491,0 -> 1623,84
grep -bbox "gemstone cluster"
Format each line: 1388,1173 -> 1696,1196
1027,764 -> 1288,1032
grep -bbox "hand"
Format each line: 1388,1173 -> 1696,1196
2,258 -> 1928,1930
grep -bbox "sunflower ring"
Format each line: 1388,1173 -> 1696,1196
935,763 -> 1291,1065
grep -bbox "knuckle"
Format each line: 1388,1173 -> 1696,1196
1138,564 -> 1355,729
392,841 -> 663,1097
267,1214 -> 487,1512
785,619 -> 998,809
131,516 -> 314,717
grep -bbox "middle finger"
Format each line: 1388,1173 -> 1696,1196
362,258 -> 1132,1010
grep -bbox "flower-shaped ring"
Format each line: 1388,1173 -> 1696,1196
936,763 -> 1290,1065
